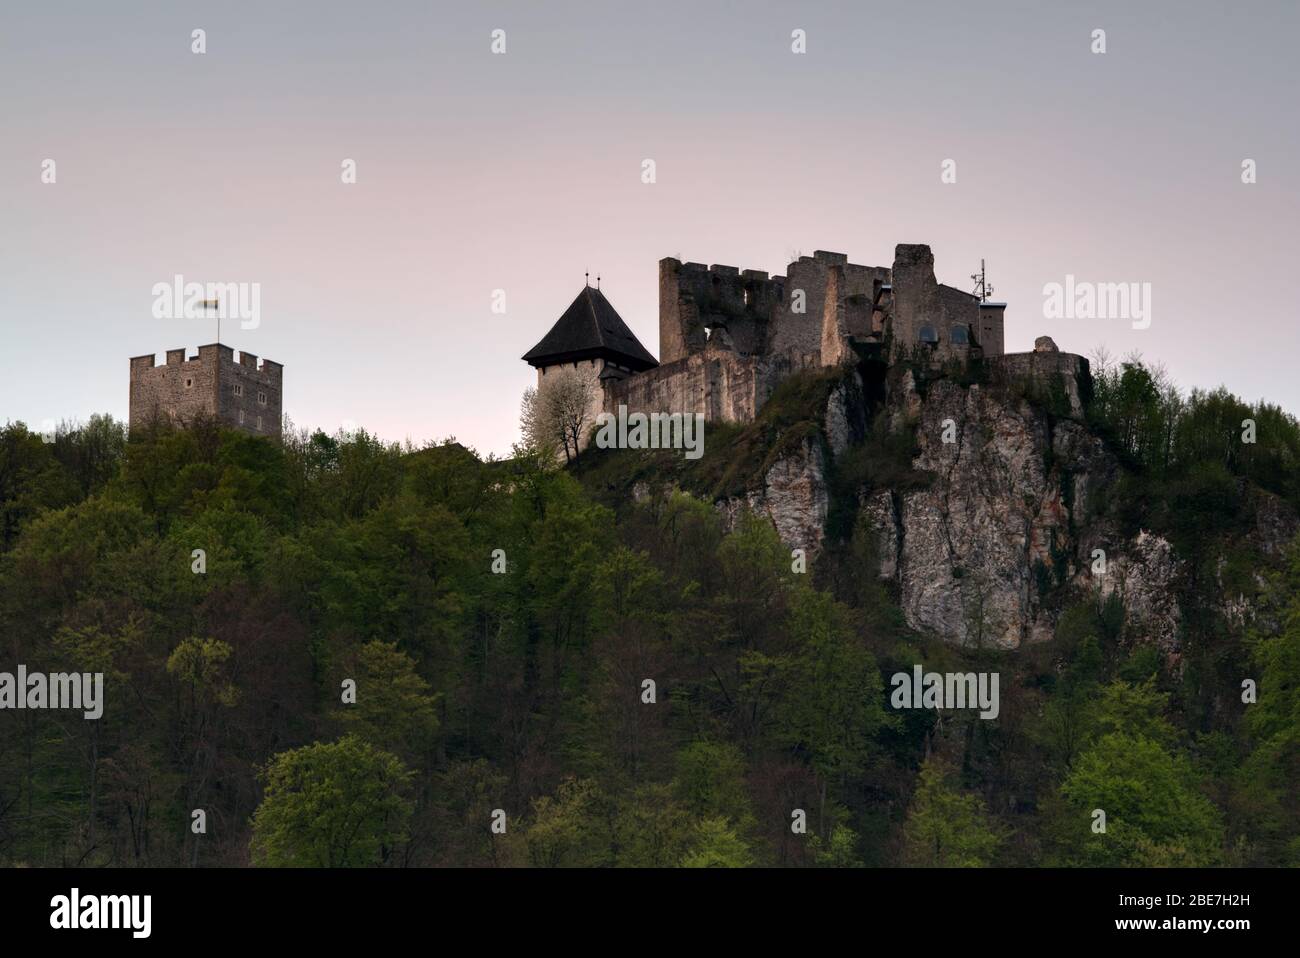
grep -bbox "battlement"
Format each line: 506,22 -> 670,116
660,248 -> 897,369
130,349 -> 197,371
632,243 -> 1015,423
658,257 -> 787,363
128,343 -> 282,438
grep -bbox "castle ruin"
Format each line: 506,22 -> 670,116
129,343 -> 283,437
522,243 -> 1056,442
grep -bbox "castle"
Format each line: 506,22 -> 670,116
523,244 -> 1023,437
129,343 -> 283,437
123,243 -> 1057,445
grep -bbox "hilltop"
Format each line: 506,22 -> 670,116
1,353 -> 1298,867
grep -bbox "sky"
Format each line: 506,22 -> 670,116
2,0 -> 1297,457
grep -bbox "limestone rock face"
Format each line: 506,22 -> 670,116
1251,487 -> 1300,557
824,384 -> 852,457
762,438 -> 830,554
858,372 -> 1292,652
824,373 -> 867,456
719,436 -> 829,556
712,359 -> 1294,654
723,366 -> 1116,647
874,379 -> 1121,649
1034,335 -> 1059,353
888,367 -> 924,434
861,490 -> 900,580
1093,530 -> 1183,658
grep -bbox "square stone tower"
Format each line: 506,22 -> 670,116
129,343 -> 282,437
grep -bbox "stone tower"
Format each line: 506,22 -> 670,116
521,284 -> 659,448
128,343 -> 283,437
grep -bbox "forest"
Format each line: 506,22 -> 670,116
0,354 -> 1297,867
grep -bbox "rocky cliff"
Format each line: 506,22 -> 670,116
578,348 -> 1297,655
710,354 -> 1297,654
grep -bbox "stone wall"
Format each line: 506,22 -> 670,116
660,249 -> 896,371
938,284 -> 979,358
978,303 -> 1006,356
129,345 -> 283,437
820,261 -> 891,366
889,245 -> 981,362
604,347 -> 819,424
989,350 -> 1092,420
767,254 -> 831,359
215,346 -> 283,437
657,258 -> 784,364
619,243 -> 1010,429
129,349 -> 218,430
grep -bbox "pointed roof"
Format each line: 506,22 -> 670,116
522,286 -> 658,371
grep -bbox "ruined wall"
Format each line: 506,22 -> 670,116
769,251 -> 888,360
657,259 -> 784,364
820,260 -> 892,366
661,249 -> 894,372
604,348 -> 819,424
889,244 -> 939,356
989,350 -> 1092,419
886,244 -> 986,362
889,245 -> 979,361
606,350 -> 762,423
937,283 -> 979,359
767,254 -> 830,359
635,243 -> 1003,426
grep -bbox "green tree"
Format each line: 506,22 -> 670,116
50,413 -> 128,496
901,756 -> 1002,867
1048,673 -> 1223,865
741,587 -> 887,833
808,823 -> 864,867
679,818 -> 754,868
1059,732 -> 1224,865
775,588 -> 886,785
522,777 -> 608,868
339,640 -> 440,759
611,783 -> 693,867
250,736 -> 413,867
673,741 -> 753,826
1239,541 -> 1300,862
0,422 -> 79,551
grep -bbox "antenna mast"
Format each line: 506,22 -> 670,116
970,259 -> 994,303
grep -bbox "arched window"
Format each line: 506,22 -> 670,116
919,325 -> 938,344
950,325 -> 969,345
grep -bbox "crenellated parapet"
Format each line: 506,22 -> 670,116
657,258 -> 786,364
128,343 -> 282,437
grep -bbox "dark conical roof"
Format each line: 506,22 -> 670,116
522,286 -> 658,371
